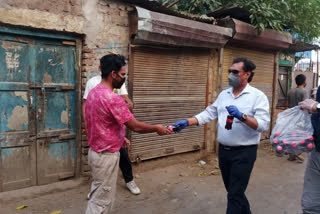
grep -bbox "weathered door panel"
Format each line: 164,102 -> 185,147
0,36 -> 36,191
37,138 -> 76,185
35,42 -> 76,184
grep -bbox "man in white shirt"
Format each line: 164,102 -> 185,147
172,58 -> 270,214
83,74 -> 140,195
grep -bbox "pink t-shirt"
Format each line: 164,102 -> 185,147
85,84 -> 134,153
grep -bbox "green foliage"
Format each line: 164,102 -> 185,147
161,0 -> 320,42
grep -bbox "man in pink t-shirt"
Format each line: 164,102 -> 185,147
85,54 -> 169,214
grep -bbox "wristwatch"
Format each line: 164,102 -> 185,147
240,113 -> 248,122
316,103 -> 320,113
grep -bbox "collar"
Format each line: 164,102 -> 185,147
227,84 -> 253,98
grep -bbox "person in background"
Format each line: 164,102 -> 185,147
298,96 -> 320,214
286,74 -> 308,162
85,54 -> 169,214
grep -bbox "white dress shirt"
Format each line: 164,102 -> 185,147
83,75 -> 128,99
195,84 -> 270,146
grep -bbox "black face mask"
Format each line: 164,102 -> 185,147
112,73 -> 126,89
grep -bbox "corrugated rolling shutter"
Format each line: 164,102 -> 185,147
222,46 -> 274,104
129,46 -> 209,161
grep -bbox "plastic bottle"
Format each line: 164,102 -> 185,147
225,115 -> 234,130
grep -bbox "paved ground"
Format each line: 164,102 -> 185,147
0,142 -> 307,214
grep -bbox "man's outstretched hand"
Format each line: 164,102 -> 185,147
156,125 -> 171,135
171,119 -> 189,133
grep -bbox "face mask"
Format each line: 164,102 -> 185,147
228,73 -> 241,88
112,73 -> 126,89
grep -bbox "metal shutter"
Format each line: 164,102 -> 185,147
129,46 -> 209,161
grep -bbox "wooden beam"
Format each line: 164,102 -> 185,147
166,0 -> 182,8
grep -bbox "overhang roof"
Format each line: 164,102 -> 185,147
287,40 -> 319,53
218,18 -> 292,51
129,7 -> 233,49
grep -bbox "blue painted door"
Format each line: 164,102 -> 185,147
34,39 -> 76,185
0,33 -> 77,190
0,35 -> 37,191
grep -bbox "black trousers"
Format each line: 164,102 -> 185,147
119,147 -> 134,183
218,144 -> 257,214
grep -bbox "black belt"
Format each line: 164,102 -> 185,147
220,144 -> 257,151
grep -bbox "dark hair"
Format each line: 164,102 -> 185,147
295,74 -> 306,86
100,54 -> 126,79
233,57 -> 256,83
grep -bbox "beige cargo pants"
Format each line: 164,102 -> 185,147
86,148 -> 120,214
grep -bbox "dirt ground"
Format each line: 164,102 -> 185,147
0,141 -> 307,214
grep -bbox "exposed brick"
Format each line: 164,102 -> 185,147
83,48 -> 94,53
8,0 -> 28,8
63,4 -> 71,13
98,5 -> 108,14
120,11 -> 128,17
37,2 -> 51,11
118,5 -> 125,11
82,134 -> 88,141
27,0 -> 41,10
82,59 -> 94,66
108,3 -> 117,9
70,0 -> 81,6
82,147 -> 89,155
98,0 -> 107,6
71,5 -> 82,16
82,65 -> 95,72
82,155 -> 88,163
82,141 -> 89,147
126,6 -> 134,11
82,164 -> 90,172
83,53 -> 97,59
107,10 -> 120,16
82,171 -> 91,177
116,16 -> 128,26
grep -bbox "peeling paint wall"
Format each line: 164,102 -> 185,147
7,105 -> 28,130
0,0 -> 133,177
61,110 -> 69,124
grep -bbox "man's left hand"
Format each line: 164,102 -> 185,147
123,137 -> 131,148
226,105 -> 242,119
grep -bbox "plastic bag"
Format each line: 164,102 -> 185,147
270,106 -> 314,155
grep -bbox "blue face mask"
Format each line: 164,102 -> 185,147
228,73 -> 241,88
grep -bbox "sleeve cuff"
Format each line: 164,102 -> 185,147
256,118 -> 269,133
195,114 -> 205,126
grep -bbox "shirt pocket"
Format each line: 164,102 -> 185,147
240,105 -> 254,114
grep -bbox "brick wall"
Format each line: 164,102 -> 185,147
0,0 -> 133,177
